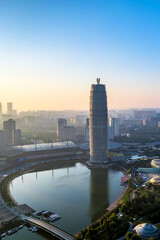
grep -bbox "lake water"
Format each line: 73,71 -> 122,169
7,163 -> 123,239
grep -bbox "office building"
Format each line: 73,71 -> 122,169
15,129 -> 22,146
57,118 -> 67,142
111,118 -> 120,137
0,130 -> 4,148
7,102 -> 13,115
89,78 -> 108,164
3,119 -> 16,146
59,126 -> 76,142
108,126 -> 114,140
84,118 -> 89,142
0,103 -> 2,119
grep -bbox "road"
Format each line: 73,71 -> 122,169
23,216 -> 75,240
117,222 -> 133,240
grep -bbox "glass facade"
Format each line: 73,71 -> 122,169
89,80 -> 108,163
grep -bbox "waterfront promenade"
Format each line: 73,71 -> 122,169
0,195 -> 17,226
107,164 -> 128,212
23,216 -> 75,240
107,184 -> 128,211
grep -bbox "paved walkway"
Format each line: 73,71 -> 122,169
23,216 -> 75,240
0,195 -> 17,226
107,184 -> 128,211
107,165 -> 129,211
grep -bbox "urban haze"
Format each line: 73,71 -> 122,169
0,1 -> 160,240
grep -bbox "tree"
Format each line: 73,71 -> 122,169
108,213 -> 118,222
126,232 -> 141,240
146,182 -> 153,189
131,234 -> 141,240
126,232 -> 134,239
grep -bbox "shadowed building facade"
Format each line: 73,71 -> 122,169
89,78 -> 108,164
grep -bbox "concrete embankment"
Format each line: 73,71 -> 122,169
107,165 -> 129,212
7,169 -> 35,206
76,165 -> 129,237
107,185 -> 128,211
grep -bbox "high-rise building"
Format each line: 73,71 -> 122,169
57,118 -> 67,142
84,118 -> 89,142
7,102 -> 13,115
0,130 -> 4,148
0,103 -> 2,119
59,126 -> 76,142
108,126 -> 114,140
15,129 -> 22,146
111,118 -> 120,137
89,78 -> 108,164
3,119 -> 15,146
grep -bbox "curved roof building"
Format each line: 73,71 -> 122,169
79,140 -> 121,151
133,223 -> 160,239
89,78 -> 108,164
150,176 -> 160,187
151,159 -> 160,168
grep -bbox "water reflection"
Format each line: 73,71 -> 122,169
90,169 -> 109,222
10,163 -> 123,235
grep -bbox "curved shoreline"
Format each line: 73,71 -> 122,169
106,164 -> 129,211
3,161 -> 128,237
7,169 -> 35,207
79,164 -> 129,231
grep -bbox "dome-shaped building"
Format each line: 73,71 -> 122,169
151,159 -> 160,168
133,223 -> 160,240
150,176 -> 160,187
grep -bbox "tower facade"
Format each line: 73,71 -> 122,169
89,78 -> 108,163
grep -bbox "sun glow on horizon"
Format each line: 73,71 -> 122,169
0,0 -> 160,111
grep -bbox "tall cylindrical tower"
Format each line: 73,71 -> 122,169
89,78 -> 108,163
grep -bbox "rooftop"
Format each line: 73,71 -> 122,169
13,141 -> 77,152
79,141 -> 122,151
134,223 -> 159,239
138,168 -> 160,173
151,159 -> 160,168
150,176 -> 160,185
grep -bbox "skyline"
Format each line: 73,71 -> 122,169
1,100 -> 160,114
1,0 -> 160,111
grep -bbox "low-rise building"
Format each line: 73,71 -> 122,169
151,159 -> 160,168
133,223 -> 160,240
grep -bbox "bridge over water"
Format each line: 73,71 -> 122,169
23,216 -> 75,240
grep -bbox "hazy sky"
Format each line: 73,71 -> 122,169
0,0 -> 160,112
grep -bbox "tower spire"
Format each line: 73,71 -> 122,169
96,78 -> 100,84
